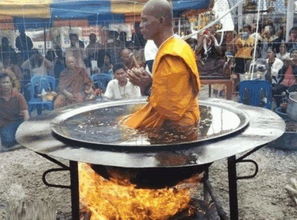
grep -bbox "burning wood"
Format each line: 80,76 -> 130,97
78,163 -> 209,219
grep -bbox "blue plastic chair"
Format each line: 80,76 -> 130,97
239,80 -> 272,109
27,75 -> 56,115
91,73 -> 112,92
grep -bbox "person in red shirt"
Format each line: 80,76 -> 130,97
0,73 -> 29,149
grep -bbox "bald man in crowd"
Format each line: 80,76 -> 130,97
123,0 -> 200,130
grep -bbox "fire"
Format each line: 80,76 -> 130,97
79,163 -> 201,219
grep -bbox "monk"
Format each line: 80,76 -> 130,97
123,0 -> 200,130
54,56 -> 94,108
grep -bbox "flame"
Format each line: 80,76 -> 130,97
79,163 -> 201,219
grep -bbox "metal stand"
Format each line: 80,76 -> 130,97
37,153 -> 80,220
37,143 -> 263,220
227,145 -> 263,220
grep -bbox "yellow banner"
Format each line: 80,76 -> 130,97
0,0 -> 51,18
111,0 -> 146,14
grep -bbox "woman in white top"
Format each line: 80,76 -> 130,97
276,43 -> 290,61
266,48 -> 283,84
104,63 -> 141,100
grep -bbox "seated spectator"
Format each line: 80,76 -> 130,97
0,56 -> 22,91
274,25 -> 286,53
260,25 -> 279,58
120,48 -> 139,70
54,56 -> 94,108
0,73 -> 29,150
45,49 -> 56,62
276,42 -> 290,61
45,49 -> 56,75
272,48 -> 297,107
134,49 -> 146,68
119,31 -> 128,48
104,63 -> 141,100
287,26 -> 297,51
265,48 -> 283,84
100,53 -> 113,74
0,37 -> 17,62
21,49 -> 53,76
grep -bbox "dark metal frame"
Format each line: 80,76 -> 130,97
38,145 -> 261,220
37,153 -> 80,220
227,145 -> 262,220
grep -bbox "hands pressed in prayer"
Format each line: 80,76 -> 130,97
127,67 -> 152,96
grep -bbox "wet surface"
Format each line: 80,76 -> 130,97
51,102 -> 248,148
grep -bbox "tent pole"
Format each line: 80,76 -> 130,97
286,0 -> 295,41
44,26 -> 47,55
178,18 -> 181,35
237,0 -> 243,34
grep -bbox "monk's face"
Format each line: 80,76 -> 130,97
114,68 -> 128,85
66,57 -> 76,70
0,76 -> 12,92
140,11 -> 160,40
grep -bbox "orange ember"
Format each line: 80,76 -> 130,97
79,163 -> 201,219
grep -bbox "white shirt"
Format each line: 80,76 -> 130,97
144,40 -> 158,61
266,57 -> 283,83
276,52 -> 290,61
104,79 -> 141,100
21,58 -> 52,76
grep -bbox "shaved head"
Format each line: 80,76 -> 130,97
143,0 -> 173,26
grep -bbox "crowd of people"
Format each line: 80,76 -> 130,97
0,26 -> 147,151
193,22 -> 297,104
1,6 -> 297,151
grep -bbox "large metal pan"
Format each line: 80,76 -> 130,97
50,99 -> 249,151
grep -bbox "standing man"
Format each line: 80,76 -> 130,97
123,0 -> 200,129
86,33 -> 105,73
65,33 -> 86,68
15,29 -> 33,62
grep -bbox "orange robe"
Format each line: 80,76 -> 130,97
123,36 -> 200,129
54,67 -> 92,108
